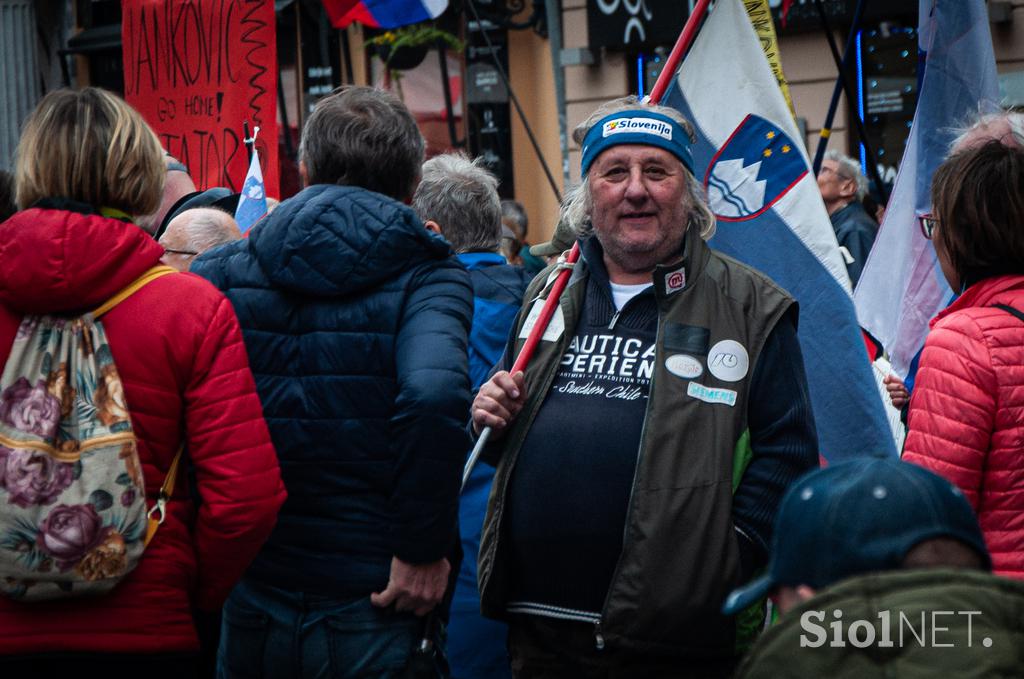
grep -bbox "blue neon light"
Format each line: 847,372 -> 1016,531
637,54 -> 645,96
856,30 -> 867,173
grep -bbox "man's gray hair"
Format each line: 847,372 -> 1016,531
160,207 -> 240,254
824,149 -> 869,201
298,86 -> 425,201
950,110 -> 1024,153
563,95 -> 716,241
412,153 -> 502,254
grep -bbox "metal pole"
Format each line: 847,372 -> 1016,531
545,0 -> 570,187
437,40 -> 461,148
812,0 -> 889,204
647,0 -> 713,104
466,0 -> 562,203
810,0 -> 868,177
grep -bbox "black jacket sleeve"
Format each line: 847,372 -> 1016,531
733,310 -> 819,579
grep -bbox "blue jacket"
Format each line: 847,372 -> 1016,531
450,252 -> 530,679
192,184 -> 474,597
830,201 -> 878,288
458,252 -> 533,388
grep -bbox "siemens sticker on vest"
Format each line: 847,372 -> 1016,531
687,382 -> 737,407
602,117 -> 673,140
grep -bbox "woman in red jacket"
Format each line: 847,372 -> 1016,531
0,88 -> 286,674
903,141 -> 1024,580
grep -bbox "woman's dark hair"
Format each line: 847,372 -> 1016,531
931,140 -> 1024,285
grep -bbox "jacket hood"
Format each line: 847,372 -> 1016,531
248,184 -> 455,296
0,205 -> 164,315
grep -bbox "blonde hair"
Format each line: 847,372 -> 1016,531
15,88 -> 164,215
564,95 -> 716,241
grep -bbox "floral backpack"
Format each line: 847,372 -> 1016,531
0,265 -> 180,601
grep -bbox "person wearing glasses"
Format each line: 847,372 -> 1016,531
817,150 -> 878,288
158,207 -> 241,272
902,141 -> 1024,582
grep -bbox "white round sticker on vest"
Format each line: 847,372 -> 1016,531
707,339 -> 749,382
665,354 -> 703,379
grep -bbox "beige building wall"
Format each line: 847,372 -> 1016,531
508,23 -> 563,245
991,3 -> 1024,83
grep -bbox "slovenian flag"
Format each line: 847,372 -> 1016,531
234,150 -> 268,234
662,0 -> 896,460
323,0 -> 448,28
854,0 -> 1000,379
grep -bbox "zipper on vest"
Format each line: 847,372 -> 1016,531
596,314 -> 660,644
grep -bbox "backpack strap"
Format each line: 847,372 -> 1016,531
144,446 -> 184,548
993,303 -> 1024,324
93,265 -> 177,318
89,263 -> 180,547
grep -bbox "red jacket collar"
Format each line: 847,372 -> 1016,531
0,207 -> 164,315
931,275 -> 1024,328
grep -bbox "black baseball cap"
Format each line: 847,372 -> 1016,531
155,187 -> 240,240
722,458 -> 990,615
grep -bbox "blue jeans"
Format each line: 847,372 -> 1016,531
217,578 -> 431,678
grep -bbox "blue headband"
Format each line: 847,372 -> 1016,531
580,110 -> 694,177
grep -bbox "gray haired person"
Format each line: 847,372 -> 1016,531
414,153 -> 503,253
818,149 -> 877,287
471,95 -> 817,676
413,152 -> 532,678
950,110 -> 1024,152
158,207 -> 241,271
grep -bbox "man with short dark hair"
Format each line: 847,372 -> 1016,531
725,458 -> 1024,678
192,86 -> 474,676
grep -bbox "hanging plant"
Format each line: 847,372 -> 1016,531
365,23 -> 465,72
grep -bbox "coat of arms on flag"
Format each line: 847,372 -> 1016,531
706,114 -> 807,222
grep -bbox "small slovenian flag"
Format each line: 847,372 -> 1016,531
234,150 -> 268,234
323,0 -> 448,29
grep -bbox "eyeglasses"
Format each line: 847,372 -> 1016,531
163,248 -> 199,257
918,214 -> 940,240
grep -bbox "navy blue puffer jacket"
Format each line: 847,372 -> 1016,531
192,184 -> 473,597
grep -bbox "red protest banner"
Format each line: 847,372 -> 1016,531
121,0 -> 279,197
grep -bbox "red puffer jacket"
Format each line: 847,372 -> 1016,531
903,275 -> 1024,580
0,204 -> 286,654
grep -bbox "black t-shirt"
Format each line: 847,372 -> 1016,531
505,278 -> 657,621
